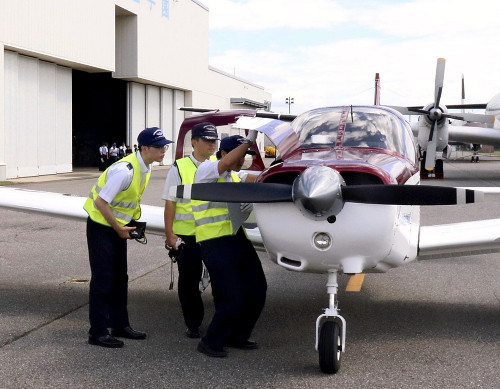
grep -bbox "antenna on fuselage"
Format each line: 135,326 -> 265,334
461,74 -> 465,114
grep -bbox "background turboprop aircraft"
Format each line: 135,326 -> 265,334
2,105 -> 500,375
384,58 -> 500,179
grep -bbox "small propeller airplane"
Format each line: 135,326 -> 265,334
2,102 -> 500,375
382,58 -> 500,179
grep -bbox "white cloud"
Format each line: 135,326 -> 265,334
203,0 -> 500,114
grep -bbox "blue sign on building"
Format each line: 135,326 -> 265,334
147,0 -> 156,10
130,0 -> 169,18
162,0 -> 169,18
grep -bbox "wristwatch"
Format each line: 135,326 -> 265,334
242,138 -> 254,145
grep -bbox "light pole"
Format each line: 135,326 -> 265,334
285,97 -> 294,114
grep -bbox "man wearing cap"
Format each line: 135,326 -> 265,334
162,122 -> 219,340
192,131 -> 267,358
84,127 -> 173,348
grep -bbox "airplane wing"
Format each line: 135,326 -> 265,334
418,218 -> 500,259
0,186 -> 166,235
0,187 -> 265,246
418,188 -> 500,259
448,124 -> 500,145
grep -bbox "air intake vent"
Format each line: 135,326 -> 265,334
279,257 -> 302,268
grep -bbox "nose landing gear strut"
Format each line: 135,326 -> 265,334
315,270 -> 346,374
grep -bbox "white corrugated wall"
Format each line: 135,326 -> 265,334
4,51 -> 72,179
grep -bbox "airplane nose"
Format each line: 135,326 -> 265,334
292,166 -> 345,220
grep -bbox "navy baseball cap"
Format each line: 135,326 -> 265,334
137,127 -> 173,146
219,135 -> 256,155
191,122 -> 219,140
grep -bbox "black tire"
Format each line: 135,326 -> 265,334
435,159 -> 443,174
318,321 -> 341,374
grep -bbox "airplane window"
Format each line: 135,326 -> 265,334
292,106 -> 416,161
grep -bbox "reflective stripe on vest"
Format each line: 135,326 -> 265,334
193,172 -> 240,242
83,153 -> 150,226
172,157 -> 198,236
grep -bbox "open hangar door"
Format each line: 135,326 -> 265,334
72,70 -> 127,167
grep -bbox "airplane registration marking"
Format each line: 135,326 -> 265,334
346,273 -> 365,292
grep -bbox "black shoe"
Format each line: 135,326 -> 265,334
186,328 -> 201,339
197,340 -> 227,358
88,334 -> 124,348
226,340 -> 259,350
111,326 -> 147,340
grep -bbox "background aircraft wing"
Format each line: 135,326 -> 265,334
448,124 -> 500,145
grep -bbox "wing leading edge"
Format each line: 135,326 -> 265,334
0,187 -> 264,245
418,218 -> 500,259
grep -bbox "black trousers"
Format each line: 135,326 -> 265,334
200,228 -> 267,350
176,235 -> 204,331
86,218 -> 130,337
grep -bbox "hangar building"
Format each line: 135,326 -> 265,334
0,0 -> 271,180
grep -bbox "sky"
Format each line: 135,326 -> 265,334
201,0 -> 500,115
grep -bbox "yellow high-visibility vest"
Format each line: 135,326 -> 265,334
83,153 -> 150,226
172,157 -> 198,236
192,172 -> 240,242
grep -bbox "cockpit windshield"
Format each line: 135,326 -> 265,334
291,106 -> 416,161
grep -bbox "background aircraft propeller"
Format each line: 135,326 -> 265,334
387,58 -> 493,171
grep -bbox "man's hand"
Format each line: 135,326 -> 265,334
165,233 -> 180,249
118,226 -> 136,240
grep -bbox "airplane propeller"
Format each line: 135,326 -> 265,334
172,166 -> 483,221
388,58 -> 494,171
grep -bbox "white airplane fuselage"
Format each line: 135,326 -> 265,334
485,92 -> 500,129
255,199 -> 420,274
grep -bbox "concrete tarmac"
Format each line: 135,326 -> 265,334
0,159 -> 499,388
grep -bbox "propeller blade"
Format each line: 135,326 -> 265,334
172,183 -> 293,203
407,108 -> 430,115
255,112 -> 297,122
173,180 -> 483,213
427,119 -> 437,142
443,112 -> 494,124
386,106 -> 418,116
434,58 -> 445,108
425,121 -> 437,170
341,185 -> 483,206
445,103 -> 487,110
178,107 -> 218,113
442,113 -> 469,121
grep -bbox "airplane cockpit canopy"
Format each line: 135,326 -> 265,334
292,106 -> 416,161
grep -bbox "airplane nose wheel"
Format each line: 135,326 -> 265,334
315,270 -> 346,374
319,320 -> 342,374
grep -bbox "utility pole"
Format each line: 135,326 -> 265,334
285,97 -> 294,114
